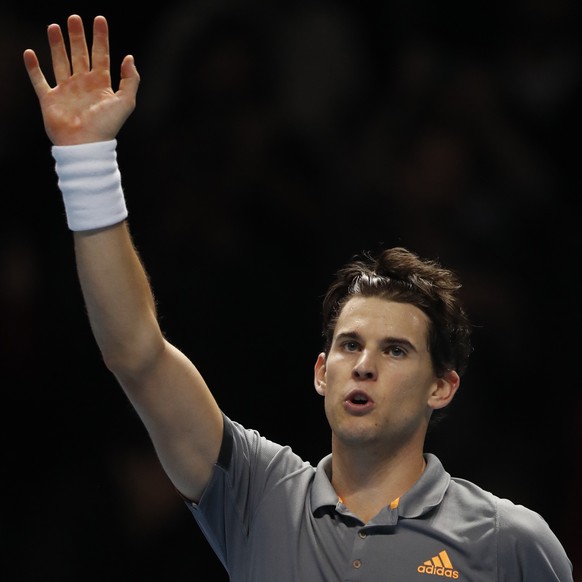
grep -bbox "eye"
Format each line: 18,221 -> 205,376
386,345 -> 406,357
341,340 -> 360,352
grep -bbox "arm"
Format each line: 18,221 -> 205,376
23,14 -> 223,502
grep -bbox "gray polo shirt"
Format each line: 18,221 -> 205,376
187,415 -> 573,581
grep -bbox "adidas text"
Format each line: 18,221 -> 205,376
417,564 -> 459,578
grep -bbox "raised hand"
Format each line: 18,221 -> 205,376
23,14 -> 140,146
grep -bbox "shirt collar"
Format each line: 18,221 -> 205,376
310,452 -> 450,519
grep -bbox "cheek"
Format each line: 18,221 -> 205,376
323,356 -> 347,386
322,369 -> 340,397
379,370 -> 432,406
321,367 -> 349,411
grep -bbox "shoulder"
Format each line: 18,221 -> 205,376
224,415 -> 314,477
497,497 -> 573,579
447,476 -> 573,579
495,497 -> 565,553
448,476 -> 561,548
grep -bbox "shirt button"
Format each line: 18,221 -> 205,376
353,559 -> 362,569
358,531 -> 367,539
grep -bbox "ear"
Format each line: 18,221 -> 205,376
314,352 -> 327,396
428,369 -> 460,410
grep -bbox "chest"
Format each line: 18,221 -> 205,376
240,499 -> 497,582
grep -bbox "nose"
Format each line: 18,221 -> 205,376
352,351 -> 377,381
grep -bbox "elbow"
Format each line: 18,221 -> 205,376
100,329 -> 167,381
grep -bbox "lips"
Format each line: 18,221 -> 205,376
344,389 -> 375,414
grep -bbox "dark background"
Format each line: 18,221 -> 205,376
2,1 -> 581,579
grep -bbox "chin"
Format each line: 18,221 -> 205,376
334,423 -> 380,447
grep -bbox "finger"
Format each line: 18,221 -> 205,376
22,49 -> 51,99
118,54 -> 140,100
47,23 -> 72,84
91,15 -> 110,74
67,14 -> 90,74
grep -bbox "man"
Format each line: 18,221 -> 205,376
23,14 -> 573,581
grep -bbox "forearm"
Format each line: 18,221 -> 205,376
74,221 -> 163,376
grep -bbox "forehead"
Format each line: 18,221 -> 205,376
335,295 -> 430,341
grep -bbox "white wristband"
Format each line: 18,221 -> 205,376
52,139 -> 128,231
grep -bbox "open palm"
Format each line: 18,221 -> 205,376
23,14 -> 139,146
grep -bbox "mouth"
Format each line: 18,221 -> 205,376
344,390 -> 375,414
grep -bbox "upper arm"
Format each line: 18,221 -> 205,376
115,339 -> 224,503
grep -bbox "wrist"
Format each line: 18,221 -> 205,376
52,139 -> 128,231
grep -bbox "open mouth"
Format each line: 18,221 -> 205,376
350,393 -> 369,405
344,390 -> 374,413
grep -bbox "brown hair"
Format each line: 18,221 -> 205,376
321,247 -> 472,378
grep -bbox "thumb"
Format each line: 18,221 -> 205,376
117,54 -> 140,102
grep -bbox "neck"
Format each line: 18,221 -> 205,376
330,441 -> 426,523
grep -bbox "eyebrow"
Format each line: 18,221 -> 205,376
334,331 -> 419,353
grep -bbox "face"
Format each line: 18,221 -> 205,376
314,295 -> 459,453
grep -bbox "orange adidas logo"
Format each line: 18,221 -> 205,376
417,550 -> 459,578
